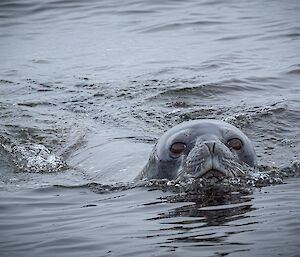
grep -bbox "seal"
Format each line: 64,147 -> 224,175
136,119 -> 256,181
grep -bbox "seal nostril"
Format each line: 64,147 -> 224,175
204,142 -> 216,154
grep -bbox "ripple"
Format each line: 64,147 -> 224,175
141,20 -> 226,33
286,64 -> 300,75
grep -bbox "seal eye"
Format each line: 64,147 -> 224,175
170,142 -> 186,156
227,138 -> 243,150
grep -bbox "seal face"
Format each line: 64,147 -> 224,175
137,119 -> 257,181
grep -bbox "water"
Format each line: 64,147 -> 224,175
1,179 -> 299,257
0,0 -> 300,256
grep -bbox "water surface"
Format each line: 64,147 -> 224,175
0,0 -> 299,256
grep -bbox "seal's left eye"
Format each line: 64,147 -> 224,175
170,142 -> 186,156
227,138 -> 243,150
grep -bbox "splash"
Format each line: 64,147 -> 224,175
0,138 -> 66,173
136,161 -> 300,195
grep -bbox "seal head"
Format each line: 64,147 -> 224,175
137,119 -> 256,181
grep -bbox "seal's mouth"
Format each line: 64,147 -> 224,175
201,169 -> 227,181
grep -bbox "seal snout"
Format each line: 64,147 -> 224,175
183,139 -> 233,180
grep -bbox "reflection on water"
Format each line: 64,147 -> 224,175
151,196 -> 253,223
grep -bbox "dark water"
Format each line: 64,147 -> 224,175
1,179 -> 299,257
0,0 -> 300,256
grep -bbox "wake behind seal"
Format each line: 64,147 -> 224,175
136,119 -> 257,181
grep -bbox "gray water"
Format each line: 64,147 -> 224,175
0,0 -> 300,256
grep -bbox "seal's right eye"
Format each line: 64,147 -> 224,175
227,138 -> 243,150
170,142 -> 186,156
